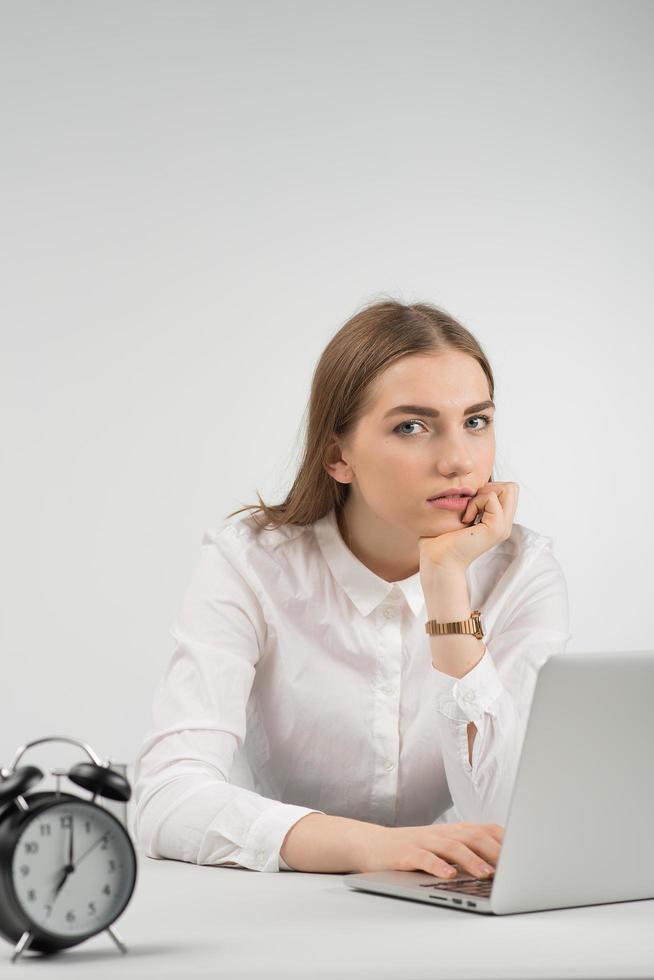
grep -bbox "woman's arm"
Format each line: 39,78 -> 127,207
423,565 -> 488,766
133,531 -> 326,873
279,812 -> 376,873
423,545 -> 572,826
133,724 -> 326,871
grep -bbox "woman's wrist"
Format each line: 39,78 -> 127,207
422,563 -> 469,613
280,812 -> 381,873
422,565 -> 486,678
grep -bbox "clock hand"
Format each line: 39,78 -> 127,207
52,864 -> 71,900
52,815 -> 77,901
71,831 -> 109,869
51,828 -> 106,902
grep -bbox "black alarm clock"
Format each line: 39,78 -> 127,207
0,735 -> 137,963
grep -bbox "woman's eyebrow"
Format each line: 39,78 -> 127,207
383,400 -> 495,419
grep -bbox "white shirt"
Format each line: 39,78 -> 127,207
133,507 -> 572,873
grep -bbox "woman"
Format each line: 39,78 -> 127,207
133,299 -> 571,879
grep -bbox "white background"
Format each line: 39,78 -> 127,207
1,0 -> 652,786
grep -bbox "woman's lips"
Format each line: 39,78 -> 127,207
427,495 -> 470,511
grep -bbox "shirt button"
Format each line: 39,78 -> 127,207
383,606 -> 395,619
383,759 -> 394,771
382,685 -> 394,695
463,690 -> 476,702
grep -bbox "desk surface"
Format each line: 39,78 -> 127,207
5,851 -> 654,978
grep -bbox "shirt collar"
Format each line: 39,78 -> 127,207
312,508 -> 426,619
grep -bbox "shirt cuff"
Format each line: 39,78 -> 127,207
430,646 -> 504,727
242,803 -> 325,872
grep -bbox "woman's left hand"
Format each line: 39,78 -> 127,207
418,481 -> 520,574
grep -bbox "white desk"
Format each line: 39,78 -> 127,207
5,849 -> 654,977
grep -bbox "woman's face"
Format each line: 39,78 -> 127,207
335,351 -> 496,538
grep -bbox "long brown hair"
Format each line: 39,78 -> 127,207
225,298 -> 496,530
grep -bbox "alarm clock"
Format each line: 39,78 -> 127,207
0,735 -> 137,963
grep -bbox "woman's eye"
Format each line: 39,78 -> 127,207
393,415 -> 494,437
393,420 -> 424,436
467,414 -> 493,431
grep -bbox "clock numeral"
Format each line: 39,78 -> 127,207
102,883 -> 111,896
108,858 -> 116,873
24,841 -> 38,854
27,889 -> 36,901
60,815 -> 72,829
45,904 -> 52,918
65,910 -> 76,923
88,901 -> 96,915
100,835 -> 109,850
40,823 -> 51,836
19,865 -> 30,877
85,819 -> 92,833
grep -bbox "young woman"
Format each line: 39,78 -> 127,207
133,299 -> 571,880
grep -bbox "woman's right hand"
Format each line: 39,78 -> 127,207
358,821 -> 504,879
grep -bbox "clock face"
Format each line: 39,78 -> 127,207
10,798 -> 136,939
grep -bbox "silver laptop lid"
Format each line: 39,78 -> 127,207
490,649 -> 654,914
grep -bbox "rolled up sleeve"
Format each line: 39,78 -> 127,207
132,531 -> 324,872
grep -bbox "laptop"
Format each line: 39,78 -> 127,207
343,650 -> 654,915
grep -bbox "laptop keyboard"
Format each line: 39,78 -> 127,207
419,875 -> 493,897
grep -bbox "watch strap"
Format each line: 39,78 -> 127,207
425,609 -> 484,640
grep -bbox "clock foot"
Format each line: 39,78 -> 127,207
12,931 -> 34,963
106,925 -> 128,954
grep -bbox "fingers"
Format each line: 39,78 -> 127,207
449,821 -> 504,841
462,491 -> 497,524
463,491 -> 507,537
473,836 -> 501,866
461,496 -> 478,523
413,849 -> 460,879
486,823 -> 504,844
433,838 -> 496,878
426,823 -> 505,878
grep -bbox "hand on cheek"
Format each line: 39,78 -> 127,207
461,496 -> 478,523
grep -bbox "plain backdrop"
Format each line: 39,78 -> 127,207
1,1 -> 653,797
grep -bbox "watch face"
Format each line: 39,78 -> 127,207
11,798 -> 136,939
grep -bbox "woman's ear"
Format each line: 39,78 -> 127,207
324,437 -> 354,485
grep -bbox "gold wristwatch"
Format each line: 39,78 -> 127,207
425,609 -> 485,640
